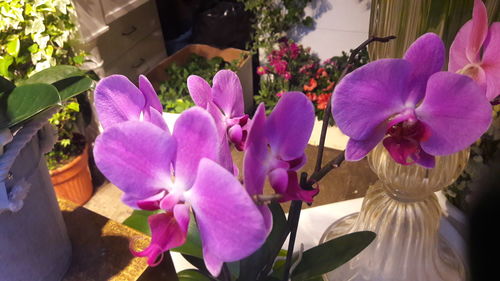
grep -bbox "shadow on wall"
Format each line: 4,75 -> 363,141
288,0 -> 371,41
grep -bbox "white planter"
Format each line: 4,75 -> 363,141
0,128 -> 72,281
308,118 -> 348,150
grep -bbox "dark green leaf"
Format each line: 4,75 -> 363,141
1,83 -> 60,128
123,210 -> 203,258
0,76 -> 14,93
53,76 -> 92,100
239,202 -> 289,281
291,231 -> 376,281
17,65 -> 86,86
177,269 -> 213,281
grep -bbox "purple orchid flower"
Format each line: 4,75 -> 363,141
93,77 -> 268,277
94,75 -> 168,131
449,0 -> 500,101
332,33 -> 492,168
187,70 -> 249,150
244,92 -> 318,213
187,70 -> 249,174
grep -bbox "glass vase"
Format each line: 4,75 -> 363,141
320,144 -> 469,281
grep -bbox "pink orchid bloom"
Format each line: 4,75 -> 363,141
93,76 -> 268,277
187,70 -> 249,173
94,75 -> 167,131
244,92 -> 318,216
449,0 -> 500,101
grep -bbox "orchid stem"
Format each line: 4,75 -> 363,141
313,35 -> 396,173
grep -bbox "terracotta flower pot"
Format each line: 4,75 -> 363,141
50,145 -> 93,205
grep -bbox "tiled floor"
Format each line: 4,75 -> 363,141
84,145 -> 378,223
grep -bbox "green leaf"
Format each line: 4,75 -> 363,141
177,269 -> 213,281
17,65 -> 86,86
291,231 -> 376,281
239,202 -> 289,281
0,55 -> 14,77
123,209 -> 161,235
53,76 -> 92,101
123,209 -> 203,258
0,76 -> 15,94
1,83 -> 60,128
6,36 -> 20,57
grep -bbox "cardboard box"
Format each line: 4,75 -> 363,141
146,44 -> 254,113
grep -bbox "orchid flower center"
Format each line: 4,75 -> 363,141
382,116 -> 431,166
457,63 -> 482,81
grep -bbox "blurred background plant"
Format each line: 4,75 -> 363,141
445,106 -> 500,212
0,0 -> 90,169
237,0 -> 314,53
256,38 -> 368,120
157,54 -> 239,113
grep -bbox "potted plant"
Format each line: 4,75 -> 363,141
0,66 -> 92,281
1,0 -> 94,206
46,96 -> 93,205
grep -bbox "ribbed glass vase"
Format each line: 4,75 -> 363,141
320,144 -> 469,281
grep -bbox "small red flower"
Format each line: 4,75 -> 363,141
316,93 -> 332,110
303,78 -> 318,92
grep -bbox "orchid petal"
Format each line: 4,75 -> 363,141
212,70 -> 244,117
94,75 -> 145,129
403,33 -> 445,104
139,75 -> 163,113
412,149 -> 435,169
382,137 -> 418,166
449,21 -> 473,72
416,72 -> 492,155
278,171 -> 318,203
482,23 -> 500,100
228,124 -> 243,144
266,92 -> 314,161
269,168 -> 288,194
136,191 -> 166,211
185,158 -> 267,277
187,75 -> 213,108
244,104 -> 268,196
172,107 -> 219,189
345,124 -> 386,161
206,102 -> 234,173
132,210 -> 188,266
94,121 -> 175,206
332,59 -> 409,140
147,108 -> 170,132
467,0 -> 489,62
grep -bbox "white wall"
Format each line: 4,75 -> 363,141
289,0 -> 372,60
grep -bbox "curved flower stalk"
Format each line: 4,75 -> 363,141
332,33 -> 492,168
449,0 -> 500,101
244,92 -> 317,212
93,76 -> 268,277
187,70 -> 249,172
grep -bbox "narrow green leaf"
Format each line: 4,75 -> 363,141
177,269 -> 213,281
53,76 -> 92,101
17,65 -> 85,86
0,55 -> 14,77
239,202 -> 289,281
291,231 -> 376,281
2,83 -> 60,128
